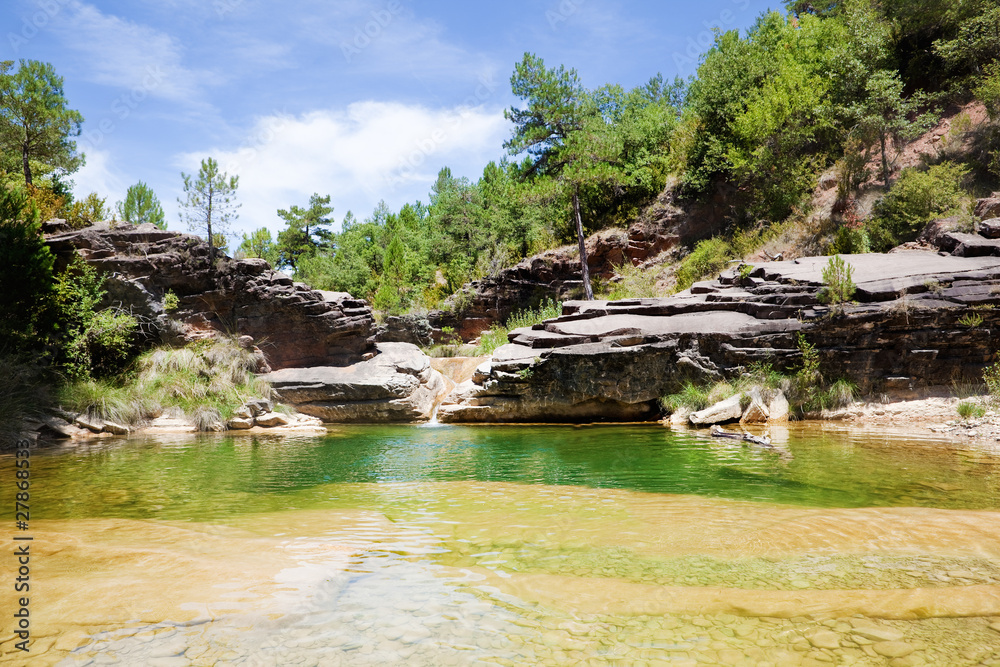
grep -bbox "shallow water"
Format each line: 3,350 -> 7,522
3,424 -> 1000,666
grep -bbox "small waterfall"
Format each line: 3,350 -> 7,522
423,402 -> 442,427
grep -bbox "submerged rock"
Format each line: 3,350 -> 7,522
264,343 -> 449,423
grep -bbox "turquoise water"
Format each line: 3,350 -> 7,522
5,424 -> 1000,666
21,424 -> 1000,522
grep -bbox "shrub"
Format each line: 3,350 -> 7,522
958,312 -> 984,327
675,238 -> 734,292
818,255 -> 856,311
985,362 -> 1000,397
62,192 -> 109,229
473,298 -> 562,356
163,290 -> 180,312
602,260 -> 661,300
957,401 -> 986,420
661,382 -> 712,413
0,353 -> 49,449
868,162 -> 970,251
59,337 -> 274,430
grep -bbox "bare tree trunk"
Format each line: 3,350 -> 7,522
880,133 -> 889,186
574,185 -> 594,301
207,194 -> 214,268
21,145 -> 31,186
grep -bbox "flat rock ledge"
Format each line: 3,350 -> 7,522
263,343 -> 449,423
439,252 -> 1000,424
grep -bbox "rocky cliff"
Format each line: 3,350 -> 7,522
43,221 -> 376,370
438,251 -> 1000,423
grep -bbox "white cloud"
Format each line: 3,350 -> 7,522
174,101 -> 510,237
51,0 -> 212,103
71,148 -> 127,207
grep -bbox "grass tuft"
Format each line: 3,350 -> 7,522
59,337 -> 275,431
473,298 -> 562,357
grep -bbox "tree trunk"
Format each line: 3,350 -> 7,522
207,194 -> 214,268
573,186 -> 594,301
880,133 -> 889,186
21,144 -> 31,186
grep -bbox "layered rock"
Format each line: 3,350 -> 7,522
44,222 -> 376,370
263,343 -> 449,423
439,252 -> 1000,423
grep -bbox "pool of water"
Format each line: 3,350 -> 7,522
3,423 -> 1000,666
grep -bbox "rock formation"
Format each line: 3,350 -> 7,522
44,221 -> 376,370
439,252 -> 1000,423
264,343 -> 449,423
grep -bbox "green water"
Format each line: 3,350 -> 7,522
20,424 -> 1000,522
5,424 -> 1000,666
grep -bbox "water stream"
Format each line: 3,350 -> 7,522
3,423 -> 1000,666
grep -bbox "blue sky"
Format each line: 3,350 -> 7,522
4,0 -> 779,238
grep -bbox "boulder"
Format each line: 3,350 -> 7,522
255,412 -> 290,428
102,421 -> 130,435
227,417 -> 254,430
244,399 -> 273,417
74,414 -> 105,433
690,395 -> 744,426
264,343 -> 449,423
768,391 -> 790,423
740,387 -> 769,424
975,194 -> 1000,220
980,218 -> 1000,239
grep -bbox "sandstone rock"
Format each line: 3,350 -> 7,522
851,626 -> 904,643
376,314 -> 434,347
975,194 -> 1000,220
741,387 -> 770,424
768,391 -> 790,423
44,223 -> 376,370
981,218 -> 1000,239
244,399 -> 273,417
690,395 -> 743,426
102,421 -> 129,435
265,343 -> 449,423
669,407 -> 693,426
74,414 -> 105,433
918,216 -> 964,250
439,252 -> 1000,423
806,631 -> 842,649
232,406 -> 252,420
873,641 -> 914,658
254,412 -> 289,427
227,417 -> 254,430
37,416 -> 79,439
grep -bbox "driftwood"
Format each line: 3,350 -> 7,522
710,425 -> 772,447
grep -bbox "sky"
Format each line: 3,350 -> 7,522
3,0 -> 780,239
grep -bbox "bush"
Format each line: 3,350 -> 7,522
0,353 -> 49,449
868,162 -> 970,251
62,192 -> 109,229
985,362 -> 1000,398
473,298 -> 562,356
0,185 -> 55,352
661,382 -> 711,413
602,260 -> 662,300
675,238 -> 734,292
59,337 -> 274,430
957,401 -> 986,420
818,255 -> 856,311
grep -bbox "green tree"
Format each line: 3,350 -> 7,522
116,181 -> 165,228
178,157 -> 239,266
505,53 -> 601,299
238,227 -> 279,266
0,185 -> 55,350
276,193 -> 334,271
0,60 -> 84,186
848,70 -> 936,186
